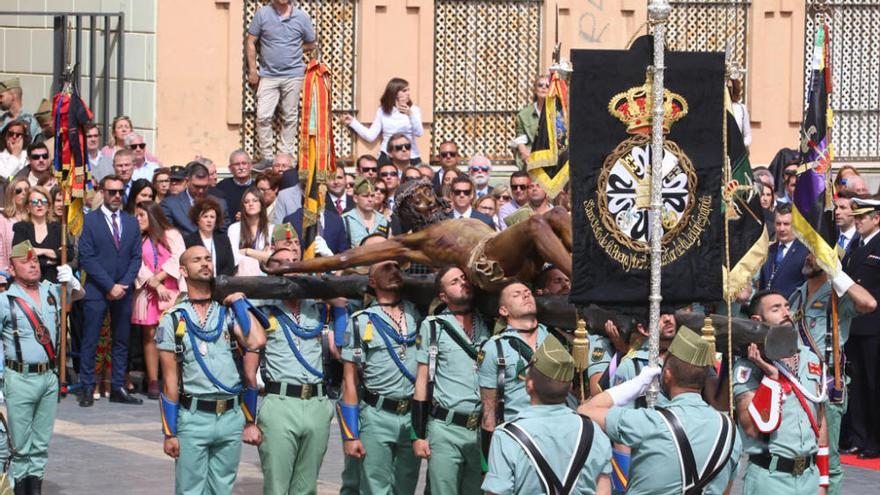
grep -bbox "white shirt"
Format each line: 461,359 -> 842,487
228,221 -> 274,266
0,150 -> 26,178
453,207 -> 472,219
100,204 -> 123,239
132,160 -> 160,182
475,186 -> 491,198
328,192 -> 348,212
200,234 -> 218,273
777,239 -> 794,259
348,106 -> 424,159
840,225 -> 856,251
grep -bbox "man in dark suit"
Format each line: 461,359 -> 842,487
759,203 -> 808,298
161,161 -> 229,235
283,208 -> 348,255
77,175 -> 143,406
325,166 -> 354,215
842,197 -> 880,458
432,141 -> 460,193
446,176 -> 494,229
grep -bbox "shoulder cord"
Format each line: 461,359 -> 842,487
369,313 -> 416,383
266,304 -> 326,379
175,308 -> 242,395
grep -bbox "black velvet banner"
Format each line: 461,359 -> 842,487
569,36 -> 725,318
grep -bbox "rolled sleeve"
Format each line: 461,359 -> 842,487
481,432 -> 514,495
156,313 -> 176,352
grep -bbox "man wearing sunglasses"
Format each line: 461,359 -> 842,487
77,174 -> 144,407
468,154 -> 494,198
432,141 -> 460,193
388,134 -> 414,170
124,132 -> 159,183
498,171 -> 532,228
13,142 -> 51,187
0,77 -> 40,138
356,154 -> 379,183
447,176 -> 495,229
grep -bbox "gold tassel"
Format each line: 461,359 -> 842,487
175,318 -> 186,337
701,316 -> 717,363
572,318 -> 590,400
363,320 -> 374,342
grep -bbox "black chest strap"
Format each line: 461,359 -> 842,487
656,407 -> 736,495
495,339 -> 506,424
502,414 -> 595,495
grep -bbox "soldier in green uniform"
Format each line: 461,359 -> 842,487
734,289 -> 829,495
341,177 -> 390,249
0,241 -> 83,495
789,253 -> 875,495
581,326 -> 741,495
483,337 -> 612,495
338,259 -> 422,495
242,248 -> 349,495
587,321 -> 628,397
157,246 -> 267,495
411,267 -> 491,494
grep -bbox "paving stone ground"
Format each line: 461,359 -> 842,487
26,395 -> 880,494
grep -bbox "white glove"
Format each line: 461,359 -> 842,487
607,365 -> 662,406
314,236 -> 334,257
829,260 -> 855,297
56,264 -> 82,292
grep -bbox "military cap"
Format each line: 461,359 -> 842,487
668,326 -> 715,367
530,335 -> 575,382
0,77 -> 20,92
10,240 -> 35,259
851,197 -> 880,216
168,165 -> 186,180
272,223 -> 298,243
34,98 -> 51,120
353,176 -> 374,196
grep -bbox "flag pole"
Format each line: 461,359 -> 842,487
57,65 -> 74,396
645,0 -> 672,408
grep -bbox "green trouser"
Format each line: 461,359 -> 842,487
826,396 -> 847,495
358,403 -> 420,495
176,405 -> 244,495
339,455 -> 361,495
257,394 -> 333,495
426,419 -> 482,495
3,370 -> 57,481
742,460 -> 819,494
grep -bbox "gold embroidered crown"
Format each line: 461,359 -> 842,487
608,71 -> 688,134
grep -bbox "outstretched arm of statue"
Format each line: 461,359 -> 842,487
264,235 -> 422,275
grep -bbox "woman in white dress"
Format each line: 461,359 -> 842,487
228,186 -> 273,275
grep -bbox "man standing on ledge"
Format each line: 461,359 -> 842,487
246,0 -> 317,165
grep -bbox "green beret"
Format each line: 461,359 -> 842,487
353,176 -> 374,196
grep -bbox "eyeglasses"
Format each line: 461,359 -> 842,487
360,166 -> 377,173
511,184 -> 529,191
391,143 -> 412,152
470,166 -> 490,173
536,82 -> 550,89
499,194 -> 511,201
453,189 -> 473,196
14,188 -> 26,194
104,189 -> 124,196
129,143 -> 147,150
29,198 -> 49,206
380,171 -> 398,178
6,131 -> 24,138
30,153 -> 49,160
439,151 -> 458,158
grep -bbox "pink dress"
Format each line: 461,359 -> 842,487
132,229 -> 185,325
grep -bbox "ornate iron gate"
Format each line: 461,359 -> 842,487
661,0 -> 750,80
242,0 -> 357,161
433,0 -> 543,161
805,1 -> 880,161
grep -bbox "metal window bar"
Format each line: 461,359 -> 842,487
1,11 -> 125,139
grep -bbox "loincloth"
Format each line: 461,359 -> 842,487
465,235 -> 512,291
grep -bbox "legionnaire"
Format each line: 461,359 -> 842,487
411,267 -> 491,494
157,246 -> 267,495
338,259 -> 423,495
0,241 -> 84,495
587,321 -> 627,397
789,253 -> 876,494
483,337 -> 612,495
734,290 -> 828,494
583,326 -> 742,494
271,223 -> 300,253
341,176 -> 390,249
242,247 -> 349,495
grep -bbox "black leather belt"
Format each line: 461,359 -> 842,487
265,381 -> 325,400
749,453 -> 815,476
363,390 -> 411,415
180,395 -> 237,415
430,404 -> 481,430
5,359 -> 54,374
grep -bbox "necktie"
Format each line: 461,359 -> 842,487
111,212 -> 120,248
335,198 -> 343,214
838,233 -> 847,248
775,243 -> 785,268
